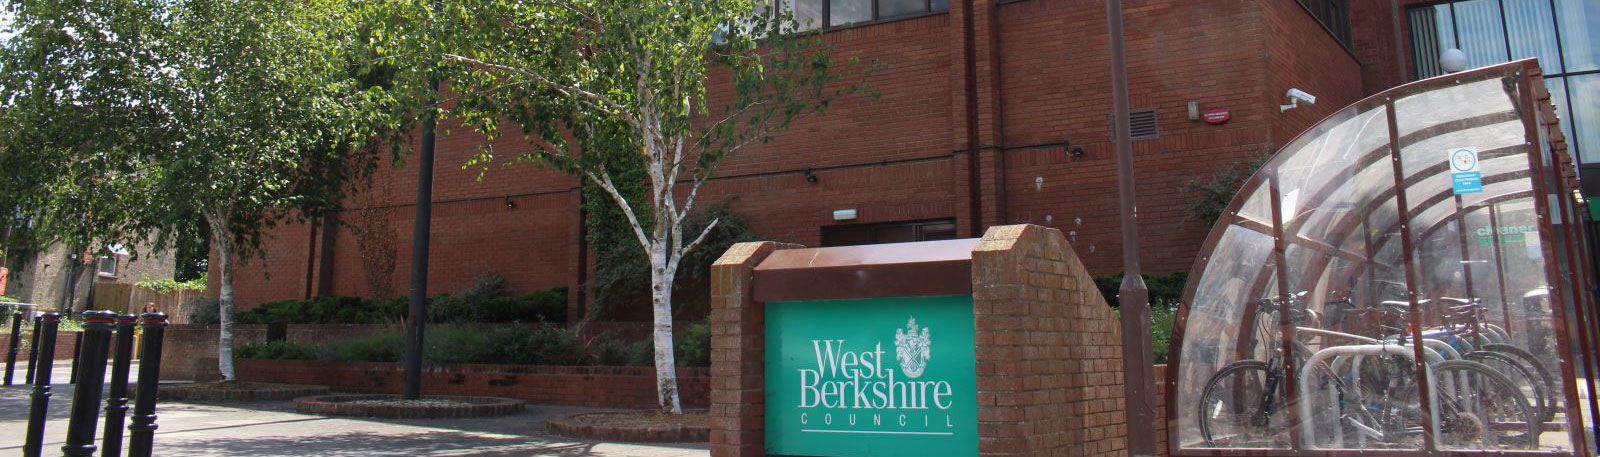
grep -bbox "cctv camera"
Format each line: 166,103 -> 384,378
1286,88 -> 1316,105
1280,88 -> 1318,112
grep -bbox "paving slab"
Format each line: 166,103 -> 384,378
0,362 -> 710,457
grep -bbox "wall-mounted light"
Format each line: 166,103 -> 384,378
804,167 -> 818,183
1064,140 -> 1084,158
504,196 -> 516,209
832,208 -> 857,221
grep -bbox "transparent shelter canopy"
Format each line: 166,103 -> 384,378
1168,60 -> 1598,456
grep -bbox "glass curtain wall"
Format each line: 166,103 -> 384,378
1409,0 -> 1600,167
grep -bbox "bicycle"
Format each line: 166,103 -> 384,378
1197,293 -> 1538,450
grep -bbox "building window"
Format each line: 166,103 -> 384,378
97,256 -> 117,277
1296,0 -> 1353,49
779,0 -> 948,31
1409,0 -> 1600,167
821,219 -> 957,247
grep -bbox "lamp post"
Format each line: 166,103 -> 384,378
404,75 -> 440,400
1107,1 -> 1157,455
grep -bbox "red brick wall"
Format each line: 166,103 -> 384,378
224,2 -> 1369,313
1265,0 -> 1366,148
0,330 -> 80,361
235,359 -> 710,409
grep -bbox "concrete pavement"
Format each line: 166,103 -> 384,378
0,362 -> 710,457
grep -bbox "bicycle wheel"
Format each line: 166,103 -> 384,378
1429,360 -> 1539,450
1483,343 -> 1558,421
1465,350 -> 1551,425
1198,360 -> 1290,448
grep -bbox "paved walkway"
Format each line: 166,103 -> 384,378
0,363 -> 710,457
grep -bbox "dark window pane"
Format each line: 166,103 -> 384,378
931,0 -> 948,12
785,0 -> 824,30
1452,0 -> 1509,68
1557,0 -> 1600,72
830,0 -> 871,26
877,0 -> 925,18
1504,0 -> 1562,73
1408,5 -> 1454,79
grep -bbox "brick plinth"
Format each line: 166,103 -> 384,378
971,224 -> 1127,456
709,225 -> 1128,456
708,241 -> 800,457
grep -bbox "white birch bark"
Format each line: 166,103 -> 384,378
205,209 -> 236,381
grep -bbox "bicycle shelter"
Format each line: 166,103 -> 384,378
1167,60 -> 1599,456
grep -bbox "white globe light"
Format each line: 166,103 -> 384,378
1440,48 -> 1469,73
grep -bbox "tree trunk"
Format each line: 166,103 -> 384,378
210,221 -> 236,381
650,246 -> 682,414
59,248 -> 85,314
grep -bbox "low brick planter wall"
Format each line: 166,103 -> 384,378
547,411 -> 710,443
0,330 -> 82,361
159,382 -> 330,402
235,359 -> 709,409
295,394 -> 524,419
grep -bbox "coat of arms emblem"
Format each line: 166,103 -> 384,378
894,316 -> 932,379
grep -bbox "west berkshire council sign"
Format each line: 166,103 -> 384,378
765,295 -> 977,457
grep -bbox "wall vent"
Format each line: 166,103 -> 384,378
1130,109 -> 1159,140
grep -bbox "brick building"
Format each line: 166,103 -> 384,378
220,0 -> 1597,318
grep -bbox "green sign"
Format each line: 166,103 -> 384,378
765,295 -> 977,457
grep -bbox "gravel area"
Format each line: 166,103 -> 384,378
575,411 -> 709,428
344,398 -> 475,408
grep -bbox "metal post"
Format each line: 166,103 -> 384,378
1107,1 -> 1156,455
405,76 -> 440,400
6,311 -> 22,385
25,315 -> 40,384
69,330 -> 82,384
101,314 -> 137,457
22,313 -> 61,457
62,311 -> 114,457
127,313 -> 167,457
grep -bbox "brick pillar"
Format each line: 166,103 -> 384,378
708,241 -> 800,457
951,0 -> 1006,237
971,224 -> 1128,456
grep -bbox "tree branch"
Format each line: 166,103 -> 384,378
437,53 -> 638,126
584,168 -> 653,250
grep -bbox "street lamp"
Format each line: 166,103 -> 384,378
1441,48 -> 1468,74
1107,1 -> 1157,455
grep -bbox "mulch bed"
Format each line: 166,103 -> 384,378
295,394 -> 524,419
159,382 -> 330,402
546,410 -> 709,443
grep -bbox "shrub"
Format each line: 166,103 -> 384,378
426,325 -> 499,365
674,319 -> 711,367
333,331 -> 404,363
588,336 -> 652,367
235,341 -> 320,360
185,297 -> 221,325
1098,272 -> 1188,365
494,324 -> 586,366
237,295 -> 403,325
1095,272 -> 1188,308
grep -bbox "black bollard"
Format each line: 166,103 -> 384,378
100,314 -> 136,457
21,313 -> 61,457
126,313 -> 166,457
69,330 -> 82,384
6,311 -> 22,385
62,310 -> 115,457
24,315 -> 40,385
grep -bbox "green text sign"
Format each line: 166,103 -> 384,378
765,295 -> 977,457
